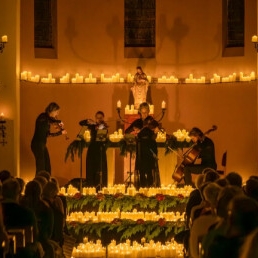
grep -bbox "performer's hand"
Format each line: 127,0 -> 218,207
62,130 -> 68,135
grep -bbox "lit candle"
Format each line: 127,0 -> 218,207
161,101 -> 166,109
117,100 -> 121,108
1,35 -> 8,43
0,113 -> 4,121
251,35 -> 258,42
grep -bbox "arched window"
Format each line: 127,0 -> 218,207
34,0 -> 57,58
222,0 -> 244,56
124,0 -> 156,58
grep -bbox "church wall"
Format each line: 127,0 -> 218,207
17,0 -> 258,184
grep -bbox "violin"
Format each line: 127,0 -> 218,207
172,125 -> 217,183
49,116 -> 69,140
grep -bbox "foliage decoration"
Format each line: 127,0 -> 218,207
67,219 -> 186,245
165,135 -> 192,155
66,193 -> 188,214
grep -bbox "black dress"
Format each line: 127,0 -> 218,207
31,112 -> 62,174
125,116 -> 158,188
79,120 -> 108,189
183,136 -> 217,185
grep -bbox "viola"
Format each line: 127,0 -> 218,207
49,116 -> 69,140
172,125 -> 217,182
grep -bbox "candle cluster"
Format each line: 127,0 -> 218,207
102,184 -> 126,195
20,71 -> 256,84
124,105 -> 140,115
72,239 -> 106,258
67,209 -> 184,223
158,75 -> 179,83
41,73 -> 56,83
138,185 -> 193,197
156,131 -> 167,142
20,71 -> 40,82
100,73 -> 124,83
109,129 -> 124,142
185,74 -> 205,84
172,129 -> 191,142
83,129 -> 91,142
59,185 -> 96,196
107,239 -> 184,258
239,71 -> 256,82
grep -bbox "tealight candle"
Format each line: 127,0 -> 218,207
252,35 -> 258,42
1,35 -> 8,43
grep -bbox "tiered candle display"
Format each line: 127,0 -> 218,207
71,239 -> 184,258
72,239 -> 106,258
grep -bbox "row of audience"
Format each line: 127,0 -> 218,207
1,168 -> 258,258
175,169 -> 258,258
0,170 -> 66,258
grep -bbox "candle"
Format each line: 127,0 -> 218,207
161,101 -> 166,109
1,35 -> 8,43
252,35 -> 258,42
0,113 -> 4,121
117,100 -> 121,108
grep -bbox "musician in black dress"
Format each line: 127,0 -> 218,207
125,102 -> 160,188
31,102 -> 67,175
183,127 -> 217,186
79,111 -> 108,189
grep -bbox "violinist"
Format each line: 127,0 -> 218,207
183,127 -> 217,186
79,111 -> 108,189
125,102 -> 160,188
31,102 -> 68,175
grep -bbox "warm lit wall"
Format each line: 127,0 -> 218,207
0,0 -> 20,175
20,81 -> 258,185
20,0 -> 257,79
1,1 -> 257,183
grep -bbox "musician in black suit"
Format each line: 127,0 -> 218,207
31,102 -> 67,175
79,111 -> 108,189
183,127 -> 217,186
125,102 -> 160,188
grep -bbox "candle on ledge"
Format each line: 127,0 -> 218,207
0,112 -> 4,121
1,35 -> 8,43
117,100 -> 121,108
251,35 -> 258,42
161,101 -> 166,109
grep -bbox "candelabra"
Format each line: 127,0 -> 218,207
0,116 -> 7,146
251,35 -> 258,51
0,35 -> 8,54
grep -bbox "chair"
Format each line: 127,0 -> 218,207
217,151 -> 227,175
6,226 -> 33,249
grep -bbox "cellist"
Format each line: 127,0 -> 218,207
183,127 -> 217,186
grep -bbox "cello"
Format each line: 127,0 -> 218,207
172,125 -> 217,182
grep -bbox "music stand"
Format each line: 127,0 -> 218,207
124,134 -> 136,188
96,129 -> 108,191
76,125 -> 88,193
